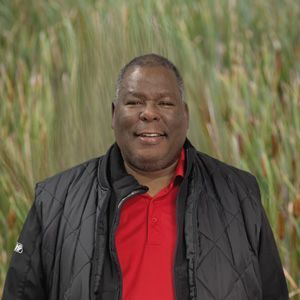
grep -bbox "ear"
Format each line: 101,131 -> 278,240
111,102 -> 116,129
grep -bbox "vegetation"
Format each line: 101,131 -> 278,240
0,0 -> 299,297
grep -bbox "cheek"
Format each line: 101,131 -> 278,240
168,114 -> 188,131
114,111 -> 137,133
166,119 -> 188,143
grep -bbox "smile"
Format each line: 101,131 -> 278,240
135,131 -> 167,137
134,132 -> 167,145
138,133 -> 165,137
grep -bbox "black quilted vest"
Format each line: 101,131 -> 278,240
94,141 -> 263,299
12,141 -> 266,299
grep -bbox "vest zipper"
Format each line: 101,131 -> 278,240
109,188 -> 147,300
172,176 -> 188,300
172,192 -> 180,300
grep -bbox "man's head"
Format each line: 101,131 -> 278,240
115,54 -> 185,102
112,54 -> 189,172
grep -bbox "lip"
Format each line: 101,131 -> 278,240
135,131 -> 166,137
134,132 -> 167,145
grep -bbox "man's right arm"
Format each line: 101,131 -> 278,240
2,194 -> 46,299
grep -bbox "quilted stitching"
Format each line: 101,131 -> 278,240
192,162 -> 262,299
34,162 -> 99,297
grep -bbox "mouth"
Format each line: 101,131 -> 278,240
134,132 -> 167,144
135,132 -> 166,137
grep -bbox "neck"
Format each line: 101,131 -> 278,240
124,160 -> 178,197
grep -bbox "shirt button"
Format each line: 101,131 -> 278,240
151,217 -> 158,223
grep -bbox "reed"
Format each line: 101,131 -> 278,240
0,0 -> 299,297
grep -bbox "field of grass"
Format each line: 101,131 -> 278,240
0,0 -> 299,297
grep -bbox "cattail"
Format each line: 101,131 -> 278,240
292,196 -> 300,218
291,225 -> 297,249
277,210 -> 286,240
7,209 -> 16,230
260,155 -> 268,177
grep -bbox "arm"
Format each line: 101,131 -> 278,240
2,193 -> 46,299
252,179 -> 289,300
258,207 -> 289,300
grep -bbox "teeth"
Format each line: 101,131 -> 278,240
141,133 -> 162,137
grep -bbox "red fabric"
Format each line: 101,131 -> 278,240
115,149 -> 185,300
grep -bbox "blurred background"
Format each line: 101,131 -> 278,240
0,0 -> 299,297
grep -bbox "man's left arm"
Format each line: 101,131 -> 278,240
258,207 -> 289,300
253,179 -> 289,300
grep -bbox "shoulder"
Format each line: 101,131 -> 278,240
34,156 -> 103,206
194,151 -> 260,198
31,156 -> 105,229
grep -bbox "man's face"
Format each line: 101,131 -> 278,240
112,65 -> 189,172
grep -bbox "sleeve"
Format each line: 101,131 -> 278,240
254,180 -> 289,300
2,192 -> 47,300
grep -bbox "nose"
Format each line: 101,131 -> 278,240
139,103 -> 160,121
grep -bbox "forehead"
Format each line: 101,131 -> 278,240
120,65 -> 180,98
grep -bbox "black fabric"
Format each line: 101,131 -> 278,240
258,209 -> 289,300
173,142 -> 195,300
109,144 -> 147,204
2,140 -> 288,300
97,144 -> 148,300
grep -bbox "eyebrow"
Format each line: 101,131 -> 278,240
124,91 -> 173,100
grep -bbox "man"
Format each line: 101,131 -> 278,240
3,54 -> 288,300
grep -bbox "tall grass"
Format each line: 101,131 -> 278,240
0,0 -> 299,297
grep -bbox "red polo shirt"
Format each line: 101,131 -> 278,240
115,149 -> 185,300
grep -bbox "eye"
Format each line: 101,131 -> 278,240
126,99 -> 143,105
159,100 -> 174,106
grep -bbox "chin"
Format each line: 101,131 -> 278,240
127,154 -> 173,172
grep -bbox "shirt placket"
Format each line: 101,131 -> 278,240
147,197 -> 161,245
